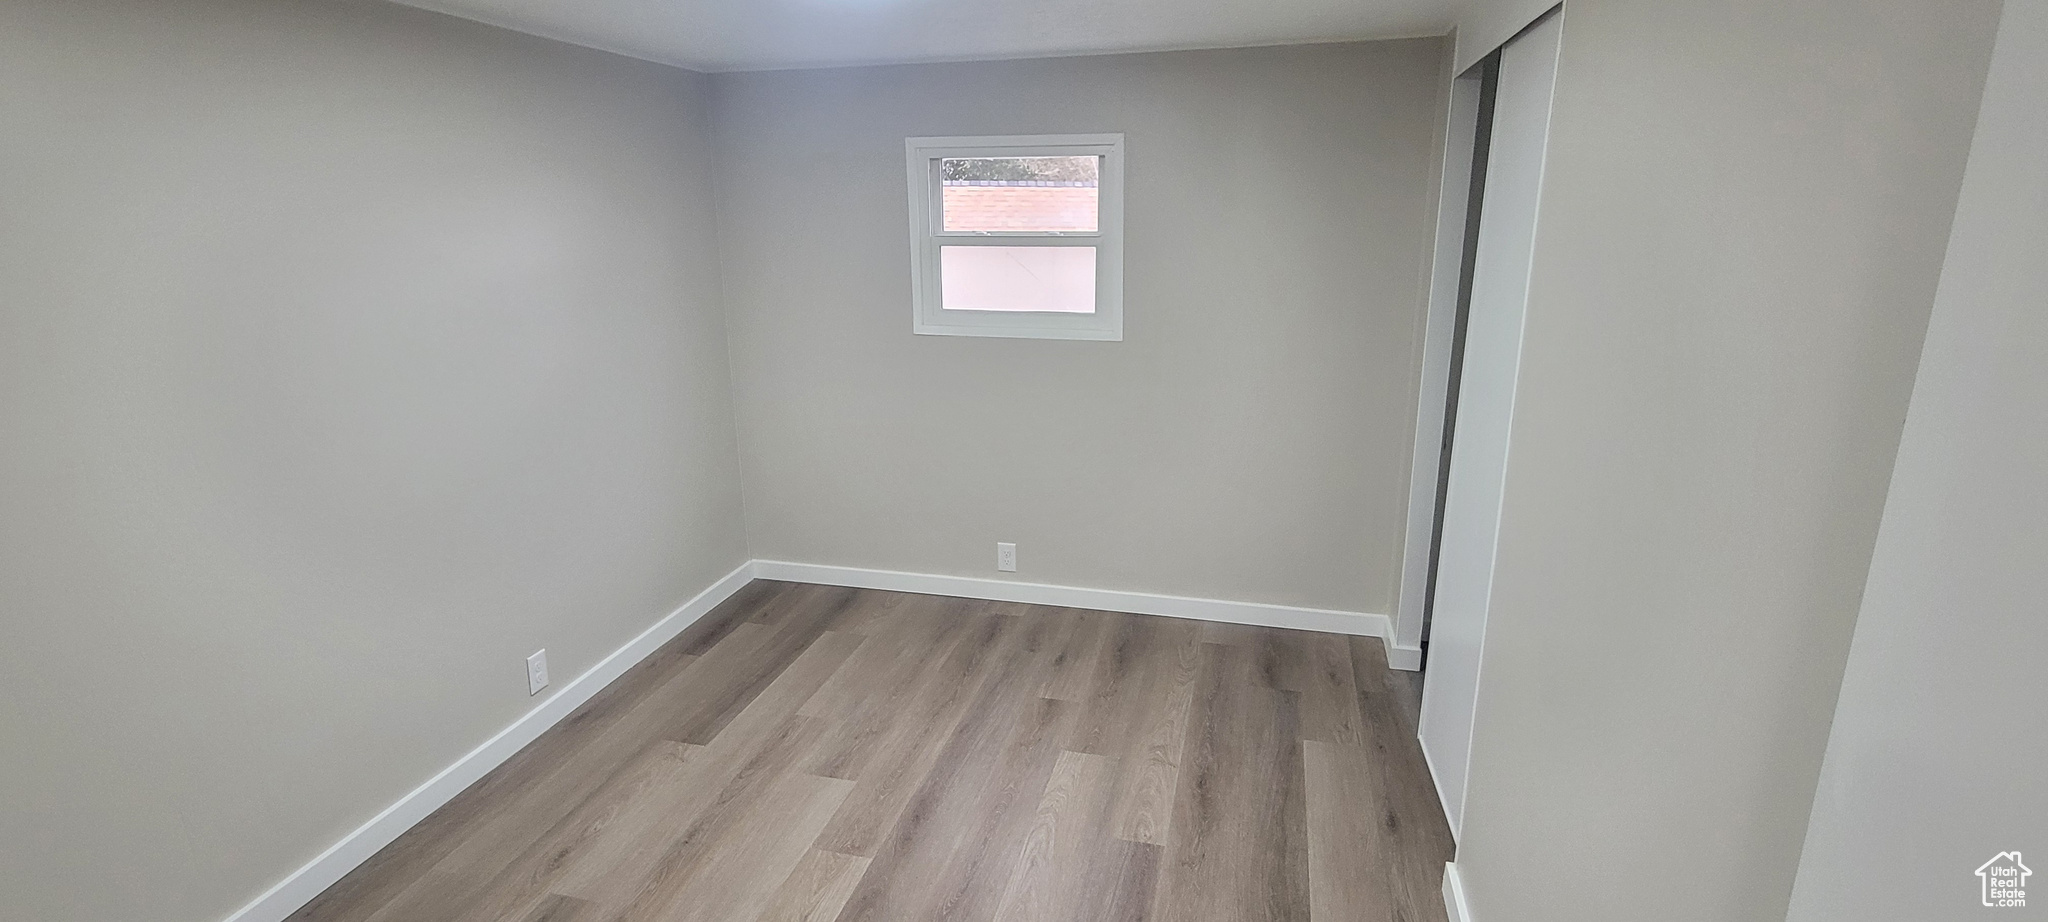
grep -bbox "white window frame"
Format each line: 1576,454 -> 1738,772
905,133 -> 1125,341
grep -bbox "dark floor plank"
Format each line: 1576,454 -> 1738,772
1304,739 -> 1400,922
556,714 -> 826,911
612,769 -> 853,922
704,579 -> 798,642
659,587 -> 866,744
1089,838 -> 1166,922
829,695 -> 1073,922
755,848 -> 871,922
561,630 -> 866,911
1059,615 -> 1205,847
1038,608 -> 1111,702
1152,643 -> 1311,922
515,894 -> 605,922
807,608 -> 1020,856
1298,634 -> 1365,745
447,740 -> 701,922
797,595 -> 978,779
989,749 -> 1159,922
1350,635 -> 1426,736
826,609 -> 1075,921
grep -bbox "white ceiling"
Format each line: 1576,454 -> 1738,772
391,0 -> 1458,73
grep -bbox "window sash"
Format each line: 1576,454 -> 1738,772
928,234 -> 1098,247
906,134 -> 1124,341
929,168 -> 1103,240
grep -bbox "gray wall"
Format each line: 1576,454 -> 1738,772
1444,2 -> 2002,921
1788,1 -> 2048,917
0,2 -> 746,920
710,42 -> 1446,614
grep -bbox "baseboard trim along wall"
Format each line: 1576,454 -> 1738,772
1418,732 -> 1462,842
1442,861 -> 1474,922
224,558 -> 1412,922
751,559 -> 1400,646
220,560 -> 758,922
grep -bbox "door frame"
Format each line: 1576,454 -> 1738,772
1390,60 -> 1495,669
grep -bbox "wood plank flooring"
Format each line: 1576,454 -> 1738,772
292,582 -> 1452,922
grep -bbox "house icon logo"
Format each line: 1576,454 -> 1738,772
1978,852 -> 2031,908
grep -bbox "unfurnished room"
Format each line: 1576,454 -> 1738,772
2,1 -> 2043,921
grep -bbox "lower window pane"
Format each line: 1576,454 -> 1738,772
939,246 -> 1097,313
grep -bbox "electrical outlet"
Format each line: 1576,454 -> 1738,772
526,650 -> 549,696
996,542 -> 1017,572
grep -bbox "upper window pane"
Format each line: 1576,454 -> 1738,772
941,156 -> 1099,233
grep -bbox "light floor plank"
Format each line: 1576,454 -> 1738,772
754,849 -> 871,922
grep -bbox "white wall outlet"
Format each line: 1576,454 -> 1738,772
526,650 -> 549,696
996,542 -> 1017,572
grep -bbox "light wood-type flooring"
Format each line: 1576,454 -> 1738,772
293,581 -> 1452,922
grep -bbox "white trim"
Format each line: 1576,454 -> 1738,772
1418,8 -> 1564,854
751,559 -> 1391,639
1418,731 -> 1461,841
1442,861 -> 1474,922
905,134 -> 1125,341
219,561 -> 757,922
1452,0 -> 1564,73
1393,67 -> 1488,671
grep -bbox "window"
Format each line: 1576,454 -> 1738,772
905,134 -> 1124,340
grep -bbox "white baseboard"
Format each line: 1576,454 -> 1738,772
220,560 -> 756,922
1442,861 -> 1473,922
750,560 -> 1393,640
1387,643 -> 1423,671
1418,732 -> 1462,843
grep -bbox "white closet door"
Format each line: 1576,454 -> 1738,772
1418,9 -> 1562,841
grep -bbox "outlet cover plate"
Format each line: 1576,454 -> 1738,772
526,650 -> 549,696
